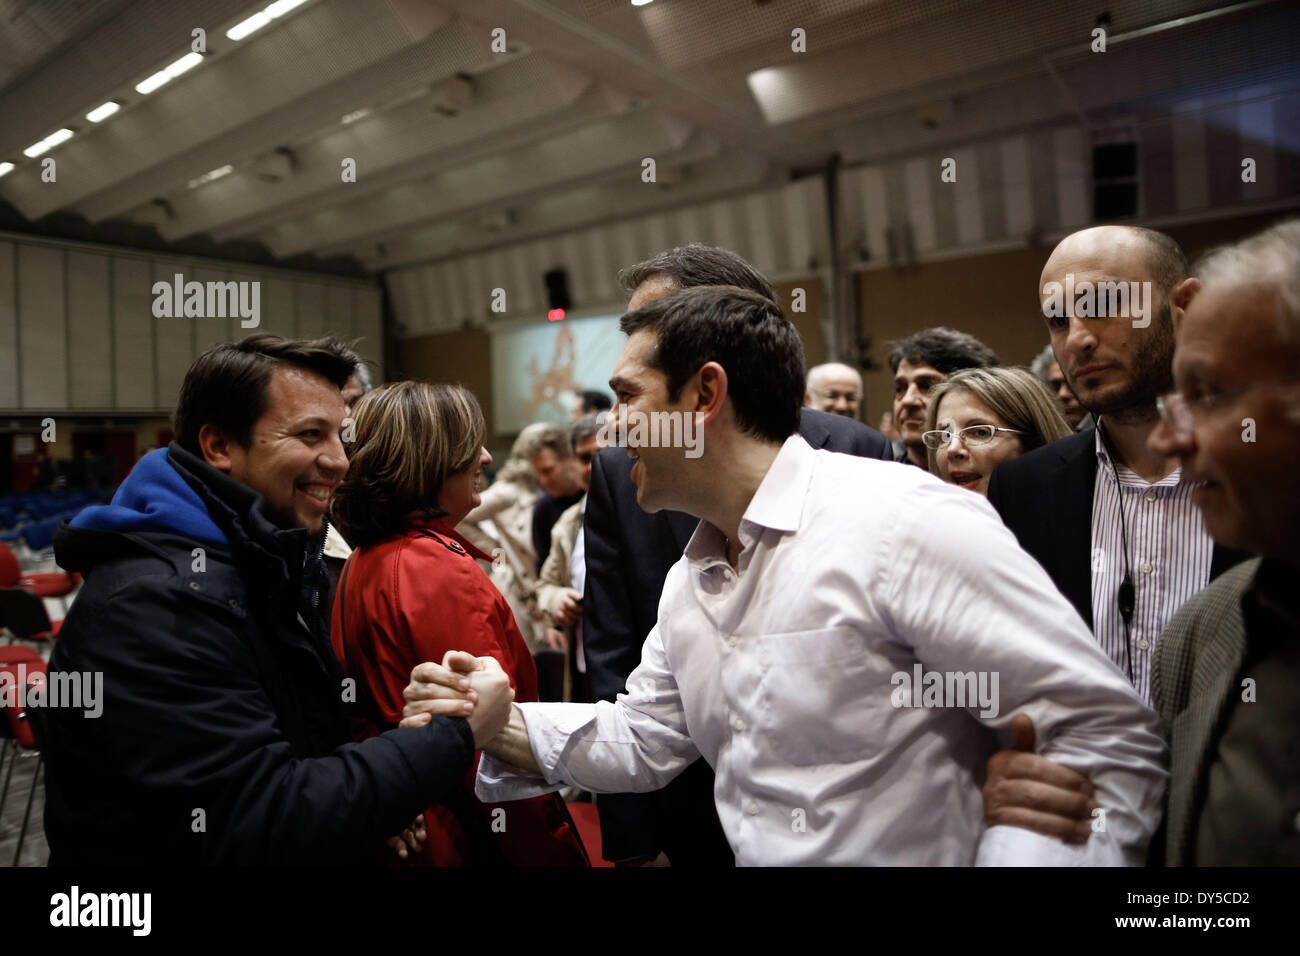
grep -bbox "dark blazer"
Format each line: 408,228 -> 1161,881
582,408 -> 892,864
986,427 -> 1248,630
1150,559 -> 1259,866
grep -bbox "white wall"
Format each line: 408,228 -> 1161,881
0,233 -> 383,414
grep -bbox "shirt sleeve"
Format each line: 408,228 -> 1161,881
475,621 -> 701,802
880,484 -> 1169,866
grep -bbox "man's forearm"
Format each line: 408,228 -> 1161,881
481,704 -> 541,774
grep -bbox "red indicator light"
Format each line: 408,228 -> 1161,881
548,308 -> 565,321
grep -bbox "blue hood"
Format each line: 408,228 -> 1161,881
70,448 -> 228,545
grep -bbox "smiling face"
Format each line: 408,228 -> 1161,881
608,327 -> 688,513
932,389 -> 1024,497
1148,281 -> 1300,558
1039,228 -> 1175,421
217,366 -> 348,534
437,446 -> 492,527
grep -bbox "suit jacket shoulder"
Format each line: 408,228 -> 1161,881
797,408 -> 893,460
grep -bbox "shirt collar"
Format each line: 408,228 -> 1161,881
684,434 -> 814,568
1094,423 -> 1186,488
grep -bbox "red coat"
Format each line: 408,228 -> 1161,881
331,518 -> 588,866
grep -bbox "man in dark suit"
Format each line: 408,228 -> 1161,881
984,218 -> 1300,864
583,244 -> 892,865
987,225 -> 1246,705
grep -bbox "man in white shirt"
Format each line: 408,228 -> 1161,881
402,285 -> 1167,865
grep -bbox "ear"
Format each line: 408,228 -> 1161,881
1169,276 -> 1201,333
197,423 -> 237,474
693,361 -> 729,426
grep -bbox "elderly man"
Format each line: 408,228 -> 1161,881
37,335 -> 514,865
404,286 -> 1166,866
805,362 -> 864,419
982,219 -> 1300,865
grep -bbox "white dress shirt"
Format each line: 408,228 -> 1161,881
478,435 -> 1167,865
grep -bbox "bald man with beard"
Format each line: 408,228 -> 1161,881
987,225 -> 1248,707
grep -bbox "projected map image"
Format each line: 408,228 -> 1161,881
491,313 -> 624,432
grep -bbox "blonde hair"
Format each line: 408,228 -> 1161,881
924,367 -> 1073,473
332,381 -> 485,546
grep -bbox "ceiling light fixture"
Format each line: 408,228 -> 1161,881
187,164 -> 234,189
86,101 -> 121,123
227,0 -> 312,41
23,128 -> 75,158
0,162 -> 14,178
134,51 -> 204,95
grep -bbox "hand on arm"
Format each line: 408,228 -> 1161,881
982,715 -> 1097,845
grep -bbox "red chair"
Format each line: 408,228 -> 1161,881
0,657 -> 46,865
0,589 -> 62,645
0,542 -> 77,600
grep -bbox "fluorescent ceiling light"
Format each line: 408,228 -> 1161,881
23,128 -> 75,158
86,101 -> 121,123
187,164 -> 234,189
0,162 -> 14,178
228,0 -> 311,41
341,108 -> 371,125
265,0 -> 310,16
135,51 -> 205,95
165,52 -> 203,77
226,12 -> 270,41
135,69 -> 171,94
632,0 -> 654,6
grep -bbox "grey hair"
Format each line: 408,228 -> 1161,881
1194,218 -> 1300,354
1028,345 -> 1056,384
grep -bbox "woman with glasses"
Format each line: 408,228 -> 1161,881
922,367 -> 1073,496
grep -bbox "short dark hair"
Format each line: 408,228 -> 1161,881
619,243 -> 777,303
174,334 -> 360,455
1128,226 -> 1189,295
579,390 -> 612,413
571,412 -> 604,452
620,285 -> 803,443
887,327 -> 999,375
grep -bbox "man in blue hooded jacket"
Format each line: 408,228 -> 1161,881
38,334 -> 513,865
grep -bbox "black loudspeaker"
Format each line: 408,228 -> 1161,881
544,268 -> 572,311
1092,142 -> 1138,219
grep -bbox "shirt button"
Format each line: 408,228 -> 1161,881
727,635 -> 738,648
747,802 -> 759,816
1137,639 -> 1150,650
732,716 -> 746,731
1144,492 -> 1156,503
1141,562 -> 1153,575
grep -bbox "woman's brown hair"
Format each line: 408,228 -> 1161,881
332,381 -> 486,547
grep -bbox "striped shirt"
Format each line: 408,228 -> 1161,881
1091,429 -> 1215,704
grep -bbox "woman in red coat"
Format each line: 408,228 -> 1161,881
330,381 -> 587,866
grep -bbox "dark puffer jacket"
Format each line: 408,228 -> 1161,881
41,442 -> 474,865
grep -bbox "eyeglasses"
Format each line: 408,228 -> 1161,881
922,424 -> 1022,449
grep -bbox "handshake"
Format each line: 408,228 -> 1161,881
399,651 -> 516,748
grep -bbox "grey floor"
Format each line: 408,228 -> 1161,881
0,741 -> 47,867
